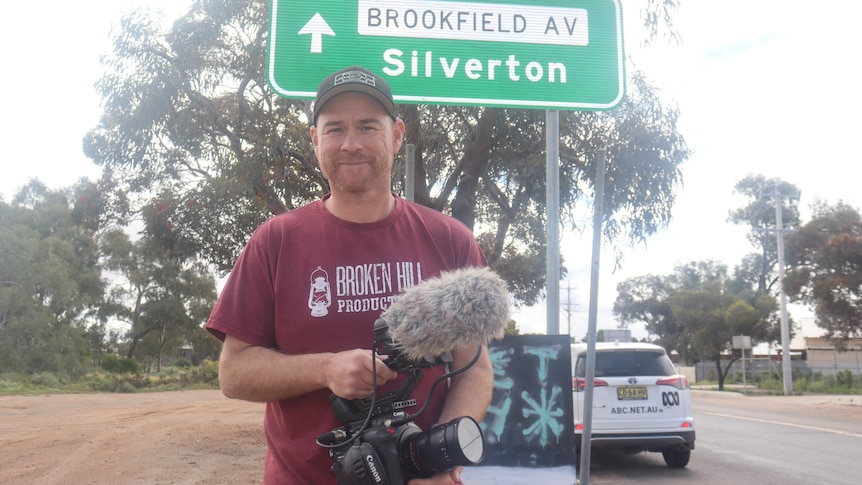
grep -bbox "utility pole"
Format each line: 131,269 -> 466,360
759,180 -> 799,396
561,281 -> 576,338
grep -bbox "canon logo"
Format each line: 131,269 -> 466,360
366,455 -> 382,483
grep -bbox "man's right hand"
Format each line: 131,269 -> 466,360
218,336 -> 399,403
325,349 -> 398,399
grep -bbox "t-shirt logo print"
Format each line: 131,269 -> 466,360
308,266 -> 332,317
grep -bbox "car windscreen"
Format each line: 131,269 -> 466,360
575,350 -> 676,378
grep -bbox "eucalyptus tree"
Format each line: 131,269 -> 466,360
728,174 -> 802,294
614,260 -> 778,390
99,229 -> 217,366
784,200 -> 862,345
0,181 -> 104,377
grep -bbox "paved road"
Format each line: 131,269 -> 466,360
578,390 -> 862,485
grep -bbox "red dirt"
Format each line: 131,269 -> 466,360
0,390 -> 266,484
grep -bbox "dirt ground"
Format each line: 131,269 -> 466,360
2,390 -> 860,484
0,390 -> 266,485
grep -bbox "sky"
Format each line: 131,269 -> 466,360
2,1 -> 859,340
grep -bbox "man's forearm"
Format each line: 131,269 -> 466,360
437,345 -> 494,424
218,336 -> 331,402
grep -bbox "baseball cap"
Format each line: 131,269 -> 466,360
312,66 -> 397,125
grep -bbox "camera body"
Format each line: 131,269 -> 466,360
318,319 -> 485,485
331,411 -> 424,485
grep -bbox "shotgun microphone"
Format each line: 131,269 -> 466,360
376,266 -> 510,362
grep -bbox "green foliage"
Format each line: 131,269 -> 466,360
759,370 -> 862,395
100,354 -> 142,374
1,358 -> 221,394
188,359 -> 220,387
0,182 -> 104,378
613,259 -> 781,390
99,228 -> 217,364
503,320 -> 520,336
28,372 -> 62,388
173,357 -> 192,368
784,201 -> 862,341
728,175 -> 802,295
614,274 -> 677,348
86,372 -> 149,393
0,180 -> 216,377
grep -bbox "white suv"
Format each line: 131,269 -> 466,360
571,342 -> 695,468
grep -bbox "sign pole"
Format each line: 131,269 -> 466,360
546,110 -> 560,335
579,148 -> 606,485
405,144 -> 416,202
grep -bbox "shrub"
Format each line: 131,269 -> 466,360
100,355 -> 141,374
119,381 -> 136,393
173,358 -> 193,368
28,372 -> 61,388
196,359 -> 219,385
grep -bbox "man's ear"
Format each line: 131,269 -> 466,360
309,125 -> 322,165
393,119 -> 406,152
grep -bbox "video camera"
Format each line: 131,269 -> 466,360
316,319 -> 486,485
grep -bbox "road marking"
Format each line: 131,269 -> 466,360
702,411 -> 862,438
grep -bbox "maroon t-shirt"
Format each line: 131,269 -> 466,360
207,194 -> 487,484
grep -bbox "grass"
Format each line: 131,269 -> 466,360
0,359 -> 220,395
697,369 -> 862,395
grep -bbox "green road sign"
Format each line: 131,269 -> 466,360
267,0 -> 624,111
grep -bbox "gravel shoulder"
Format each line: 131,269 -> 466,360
0,390 -> 266,485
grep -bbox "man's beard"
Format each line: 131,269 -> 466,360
326,156 -> 387,194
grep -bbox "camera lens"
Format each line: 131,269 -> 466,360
400,416 -> 485,477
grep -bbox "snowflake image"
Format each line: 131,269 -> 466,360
520,385 -> 565,447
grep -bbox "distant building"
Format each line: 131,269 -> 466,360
750,317 -> 862,375
801,336 -> 862,375
601,329 -> 632,342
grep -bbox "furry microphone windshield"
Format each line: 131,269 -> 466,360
378,266 -> 510,362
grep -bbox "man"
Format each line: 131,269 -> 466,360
206,66 -> 493,485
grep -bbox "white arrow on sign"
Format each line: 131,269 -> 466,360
298,13 -> 335,54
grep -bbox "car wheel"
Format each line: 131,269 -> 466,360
662,448 -> 690,468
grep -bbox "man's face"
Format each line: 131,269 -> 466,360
311,92 -> 404,195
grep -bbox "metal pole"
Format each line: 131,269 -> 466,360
774,182 -> 794,395
856,344 -> 860,375
546,110 -> 560,335
579,149 -> 606,485
405,144 -> 415,202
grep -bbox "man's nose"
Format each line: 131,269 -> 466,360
340,129 -> 363,151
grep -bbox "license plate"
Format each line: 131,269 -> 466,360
617,387 -> 647,400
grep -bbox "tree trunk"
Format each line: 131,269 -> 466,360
127,337 -> 139,359
450,108 -> 499,230
717,356 -> 742,391
157,325 -> 166,372
401,104 -> 432,207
